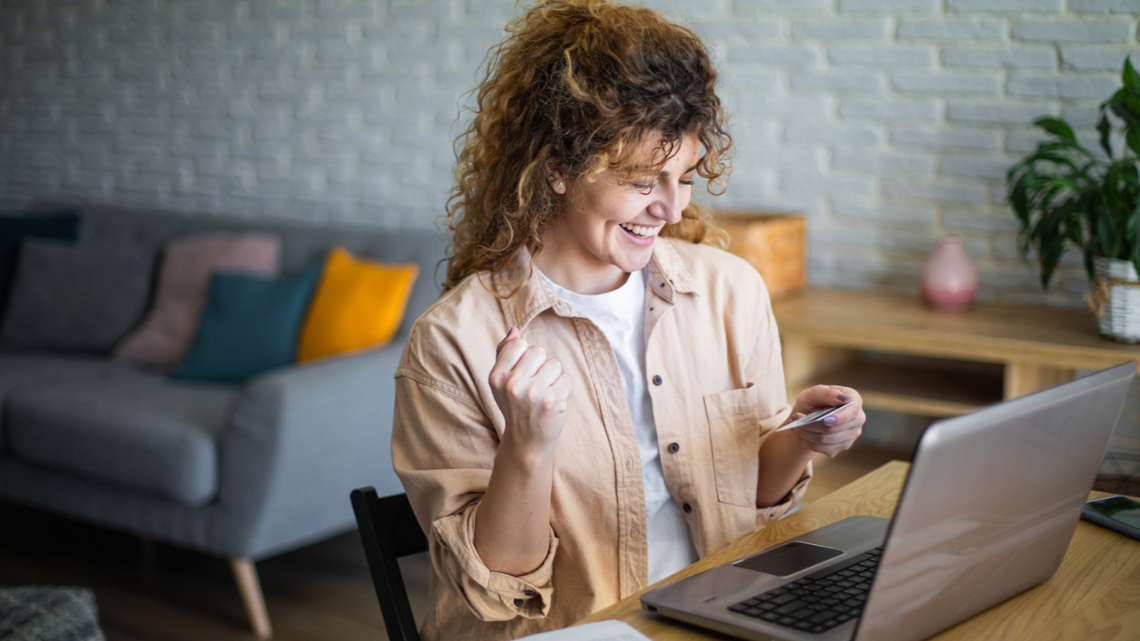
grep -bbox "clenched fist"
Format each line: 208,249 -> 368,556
488,327 -> 573,456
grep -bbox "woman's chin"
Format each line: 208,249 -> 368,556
614,249 -> 654,274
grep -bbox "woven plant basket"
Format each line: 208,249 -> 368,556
1088,257 -> 1140,344
715,211 -> 806,300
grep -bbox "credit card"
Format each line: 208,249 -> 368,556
775,401 -> 852,432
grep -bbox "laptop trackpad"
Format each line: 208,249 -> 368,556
735,541 -> 844,577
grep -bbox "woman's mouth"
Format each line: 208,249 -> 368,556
619,223 -> 661,239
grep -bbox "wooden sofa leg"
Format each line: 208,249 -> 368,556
230,558 -> 273,638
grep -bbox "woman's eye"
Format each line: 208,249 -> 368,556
631,181 -> 653,191
679,179 -> 695,186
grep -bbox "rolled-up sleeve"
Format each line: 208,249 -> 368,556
392,364 -> 558,621
749,272 -> 813,526
753,442 -> 812,527
432,501 -> 559,620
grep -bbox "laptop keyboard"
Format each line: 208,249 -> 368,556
727,547 -> 883,635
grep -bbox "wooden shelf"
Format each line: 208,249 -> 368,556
795,354 -> 1005,417
773,288 -> 1140,371
774,288 -> 1140,416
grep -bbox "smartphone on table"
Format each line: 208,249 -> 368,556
1081,495 -> 1140,542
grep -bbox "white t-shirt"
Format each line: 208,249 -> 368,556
538,267 -> 699,583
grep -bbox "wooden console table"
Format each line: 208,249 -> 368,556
772,288 -> 1140,417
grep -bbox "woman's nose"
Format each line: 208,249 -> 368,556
650,184 -> 685,224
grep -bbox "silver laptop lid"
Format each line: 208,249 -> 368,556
854,362 -> 1135,641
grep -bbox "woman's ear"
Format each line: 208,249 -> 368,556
544,159 -> 566,194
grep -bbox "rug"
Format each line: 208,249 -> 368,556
0,588 -> 105,641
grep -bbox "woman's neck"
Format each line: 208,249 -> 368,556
533,249 -> 630,295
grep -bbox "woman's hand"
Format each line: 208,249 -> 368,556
488,327 -> 573,456
477,327 -> 571,575
785,385 -> 865,457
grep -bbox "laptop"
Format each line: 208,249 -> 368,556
641,362 -> 1135,641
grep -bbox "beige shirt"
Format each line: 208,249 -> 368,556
391,238 -> 811,641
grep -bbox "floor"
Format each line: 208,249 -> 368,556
0,444 -> 909,641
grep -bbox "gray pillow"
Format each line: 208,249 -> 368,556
0,239 -> 156,353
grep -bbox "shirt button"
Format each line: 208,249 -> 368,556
682,503 -> 693,513
652,375 -> 663,386
514,598 -> 524,607
524,590 -> 537,597
668,442 -> 680,454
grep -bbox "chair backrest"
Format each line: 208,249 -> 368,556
351,487 -> 429,641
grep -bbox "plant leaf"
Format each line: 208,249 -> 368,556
1097,110 -> 1114,158
1008,169 -> 1032,227
1109,88 -> 1140,126
1034,151 -> 1086,173
1128,89 -> 1140,128
1128,126 -> 1140,159
1040,241 -> 1063,289
1135,187 -> 1140,279
1124,55 -> 1140,93
1042,175 -> 1084,196
1099,199 -> 1118,258
1033,116 -> 1077,145
1105,162 -> 1125,212
1036,140 -> 1096,163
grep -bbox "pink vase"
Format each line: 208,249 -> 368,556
921,236 -> 977,312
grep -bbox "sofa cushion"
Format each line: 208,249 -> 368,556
297,247 -> 419,362
0,210 -> 81,315
0,239 -> 155,353
6,374 -> 238,507
0,354 -> 137,453
170,263 -> 322,383
75,207 -> 449,341
114,233 -> 281,368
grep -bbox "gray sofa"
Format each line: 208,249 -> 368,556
0,206 -> 448,637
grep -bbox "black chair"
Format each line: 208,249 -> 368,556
351,487 -> 429,641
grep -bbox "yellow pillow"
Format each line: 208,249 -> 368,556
297,247 -> 419,362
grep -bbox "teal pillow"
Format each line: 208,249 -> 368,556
170,264 -> 321,383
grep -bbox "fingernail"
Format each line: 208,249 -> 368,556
837,394 -> 851,402
823,416 -> 837,426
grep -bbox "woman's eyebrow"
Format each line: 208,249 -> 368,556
658,162 -> 701,178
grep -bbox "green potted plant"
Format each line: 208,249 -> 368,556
1007,56 -> 1140,342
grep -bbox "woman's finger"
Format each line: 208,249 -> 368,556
797,385 -> 852,411
490,338 -> 529,387
495,327 -> 519,354
551,373 -> 572,398
512,345 -> 548,376
529,357 -> 563,391
796,411 -> 858,434
796,425 -> 860,446
544,374 -> 572,413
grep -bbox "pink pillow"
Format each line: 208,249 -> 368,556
114,233 -> 282,367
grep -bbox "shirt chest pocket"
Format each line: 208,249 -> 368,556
703,384 -> 761,508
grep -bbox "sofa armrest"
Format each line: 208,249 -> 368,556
217,344 -> 406,559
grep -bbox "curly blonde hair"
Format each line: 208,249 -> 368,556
443,0 -> 733,293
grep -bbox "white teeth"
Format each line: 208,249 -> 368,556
620,223 -> 660,238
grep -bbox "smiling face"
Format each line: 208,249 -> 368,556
535,135 -> 701,295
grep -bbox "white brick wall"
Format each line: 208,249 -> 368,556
1,0 -> 1138,307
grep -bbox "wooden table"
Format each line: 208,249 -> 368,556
581,462 -> 1140,640
772,288 -> 1140,418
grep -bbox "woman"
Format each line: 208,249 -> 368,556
391,2 -> 866,640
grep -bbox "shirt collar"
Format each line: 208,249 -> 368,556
645,237 -> 697,303
493,239 -> 699,329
